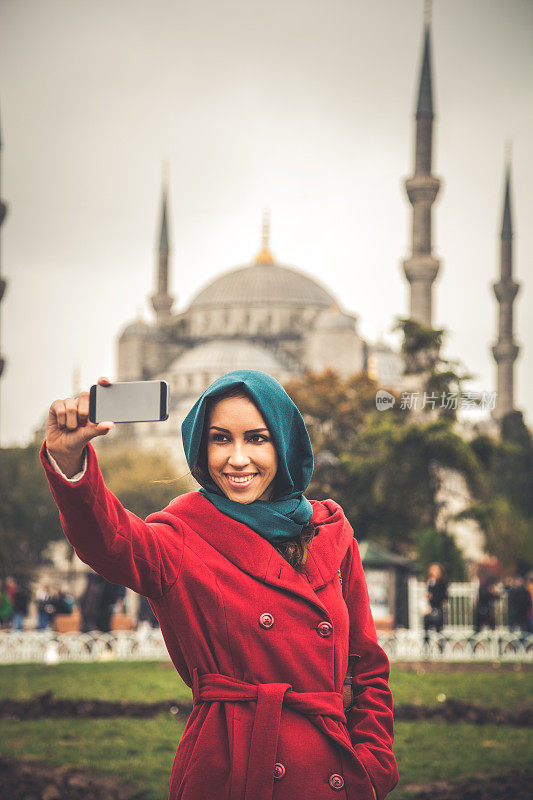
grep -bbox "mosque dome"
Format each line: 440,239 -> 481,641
188,262 -> 335,310
188,213 -> 336,311
168,339 -> 291,379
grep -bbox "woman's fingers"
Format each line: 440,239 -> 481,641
77,392 -> 90,423
98,376 -> 111,386
65,398 -> 79,430
51,399 -> 67,429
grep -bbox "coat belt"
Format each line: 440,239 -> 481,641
191,667 -> 352,800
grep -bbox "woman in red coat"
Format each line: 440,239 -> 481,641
41,369 -> 398,800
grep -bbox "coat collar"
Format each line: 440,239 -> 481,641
166,492 -> 354,614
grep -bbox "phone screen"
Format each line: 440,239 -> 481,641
89,381 -> 168,423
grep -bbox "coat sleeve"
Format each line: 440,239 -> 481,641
39,440 -> 184,599
341,536 -> 399,800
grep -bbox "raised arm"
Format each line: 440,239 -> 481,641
42,379 -> 183,599
341,537 -> 399,800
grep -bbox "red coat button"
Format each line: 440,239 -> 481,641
317,621 -> 333,637
273,762 -> 285,779
329,773 -> 345,790
259,613 -> 274,629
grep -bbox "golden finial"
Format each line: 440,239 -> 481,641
424,0 -> 432,25
254,208 -> 275,265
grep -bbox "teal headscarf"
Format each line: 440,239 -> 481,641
181,370 -> 314,543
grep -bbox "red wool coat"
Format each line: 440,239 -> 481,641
40,441 -> 399,800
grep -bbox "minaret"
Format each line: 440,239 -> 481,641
491,155 -> 520,421
0,109 -> 8,440
151,172 -> 174,324
402,1 -> 441,327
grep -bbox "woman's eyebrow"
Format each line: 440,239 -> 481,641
209,426 -> 269,434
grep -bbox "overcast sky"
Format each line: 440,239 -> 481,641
0,0 -> 532,446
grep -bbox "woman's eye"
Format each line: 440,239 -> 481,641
211,433 -> 229,442
249,434 -> 269,443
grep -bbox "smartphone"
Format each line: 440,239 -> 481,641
89,380 -> 169,423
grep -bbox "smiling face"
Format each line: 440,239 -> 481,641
206,393 -> 279,504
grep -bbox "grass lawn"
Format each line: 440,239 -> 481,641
0,661 -> 531,799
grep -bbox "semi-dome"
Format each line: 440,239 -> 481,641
119,319 -> 157,340
188,262 -> 335,310
168,339 -> 290,377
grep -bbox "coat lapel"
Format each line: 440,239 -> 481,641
167,493 -> 353,615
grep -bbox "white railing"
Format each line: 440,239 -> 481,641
0,628 -> 531,665
377,628 -> 533,661
408,579 -> 511,629
0,629 -> 168,664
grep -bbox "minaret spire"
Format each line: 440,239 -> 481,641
491,152 -> 520,421
151,164 -> 174,324
0,107 -> 8,441
254,208 -> 275,265
402,8 -> 441,327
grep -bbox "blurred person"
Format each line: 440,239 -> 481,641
473,576 -> 499,633
78,572 -> 105,632
97,579 -> 125,633
39,371 -> 399,800
35,584 -> 55,631
4,576 -> 17,605
505,573 -> 532,633
0,579 -> 13,628
422,563 -> 448,652
11,580 -> 30,631
52,586 -> 75,616
137,593 -> 159,630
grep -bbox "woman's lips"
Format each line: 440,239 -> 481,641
223,473 -> 258,488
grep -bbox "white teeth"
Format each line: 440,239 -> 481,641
226,474 -> 255,484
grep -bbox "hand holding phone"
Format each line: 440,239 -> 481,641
46,377 -> 115,478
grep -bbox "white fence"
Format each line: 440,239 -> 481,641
0,628 -> 531,665
0,629 -> 169,665
408,579 -> 512,630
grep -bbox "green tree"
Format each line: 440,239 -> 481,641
394,317 -> 473,420
0,444 -> 187,581
416,528 -> 467,581
0,445 -> 62,580
459,410 -> 533,571
283,369 -> 476,579
96,446 -> 189,520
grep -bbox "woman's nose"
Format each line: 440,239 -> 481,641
228,442 -> 251,467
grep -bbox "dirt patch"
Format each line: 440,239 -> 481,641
0,756 -> 138,800
392,660 -> 533,673
2,692 -> 531,726
395,697 -> 533,726
0,691 -> 190,720
402,768 -> 533,800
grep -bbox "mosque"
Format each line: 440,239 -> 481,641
114,13 -> 521,465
